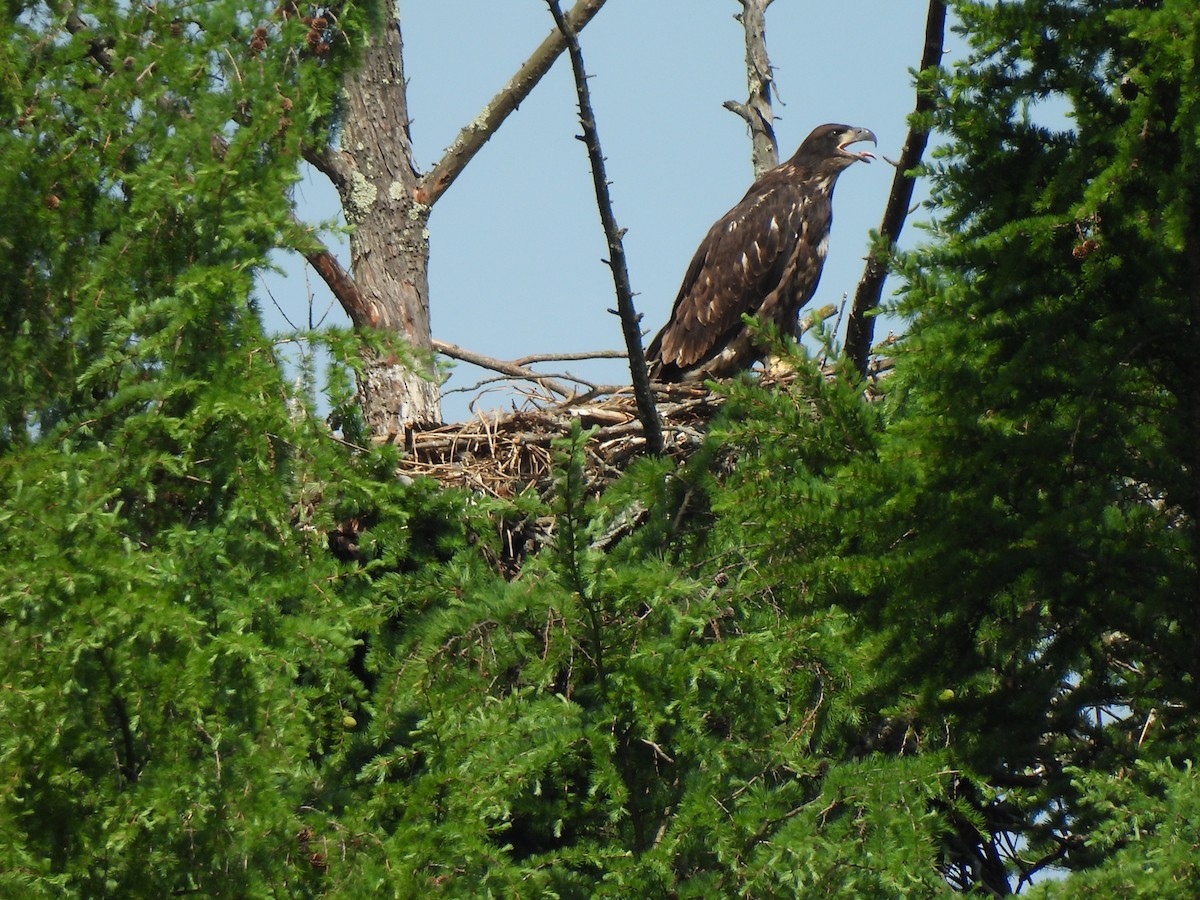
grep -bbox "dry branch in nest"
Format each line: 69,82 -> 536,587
388,372 -> 896,501
386,306 -> 894,501
358,339 -> 894,577
391,382 -> 721,500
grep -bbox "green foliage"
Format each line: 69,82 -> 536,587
0,408 -> 353,896
1031,760 -> 1200,897
0,0 -> 402,894
306,375 -> 969,896
0,0 -> 371,445
4,0 -> 1199,895
832,0 -> 1200,890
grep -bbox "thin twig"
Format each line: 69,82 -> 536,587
513,349 -> 626,365
844,0 -> 946,377
444,373 -> 586,400
546,0 -> 665,455
432,338 -> 577,398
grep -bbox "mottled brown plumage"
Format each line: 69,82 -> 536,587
646,124 -> 876,381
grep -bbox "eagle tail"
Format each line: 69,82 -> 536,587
644,329 -> 683,383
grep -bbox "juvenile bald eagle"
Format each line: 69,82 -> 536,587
646,124 -> 876,382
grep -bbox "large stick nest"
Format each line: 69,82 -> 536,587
393,303 -> 899,500
386,334 -> 895,500
393,382 -> 724,499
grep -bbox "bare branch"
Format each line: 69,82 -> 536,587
728,0 -> 779,176
844,0 -> 946,377
546,0 -> 664,456
513,349 -> 626,365
1015,835 -> 1084,892
303,143 -> 354,195
800,303 -> 838,335
433,339 -> 577,399
443,374 -> 614,400
417,0 -> 610,206
302,242 -> 368,322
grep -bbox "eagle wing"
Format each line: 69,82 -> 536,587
648,178 -> 810,374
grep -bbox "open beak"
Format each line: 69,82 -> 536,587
838,127 -> 877,162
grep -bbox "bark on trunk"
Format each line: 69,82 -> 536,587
312,0 -> 611,435
726,0 -> 779,178
337,3 -> 441,434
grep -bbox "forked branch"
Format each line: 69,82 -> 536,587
432,339 -> 577,399
305,0 -> 612,349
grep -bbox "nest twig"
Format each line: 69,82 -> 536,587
389,342 -> 895,501
390,383 -> 718,499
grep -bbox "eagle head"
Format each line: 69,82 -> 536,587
793,124 -> 877,170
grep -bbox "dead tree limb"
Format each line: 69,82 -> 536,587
417,0 -> 610,207
64,11 -> 115,72
288,261 -> 627,400
724,0 -> 779,177
302,243 -> 365,318
546,0 -> 664,456
512,349 -> 626,365
433,339 -> 577,399
844,0 -> 946,378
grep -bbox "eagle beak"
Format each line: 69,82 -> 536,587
838,127 -> 877,162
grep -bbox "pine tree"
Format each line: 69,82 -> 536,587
318,373 -> 963,895
0,1 -> 389,893
840,0 -> 1200,890
6,0 -> 1199,894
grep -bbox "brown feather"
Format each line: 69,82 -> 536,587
646,124 -> 875,382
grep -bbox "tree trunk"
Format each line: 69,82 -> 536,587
312,0 -> 612,435
336,3 -> 441,434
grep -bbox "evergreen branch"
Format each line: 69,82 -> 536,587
64,3 -> 371,340
546,0 -> 665,456
844,0 -> 946,377
416,0 -> 611,207
99,650 -> 140,785
554,425 -> 607,695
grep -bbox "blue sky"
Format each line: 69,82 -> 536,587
261,1 -> 954,421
